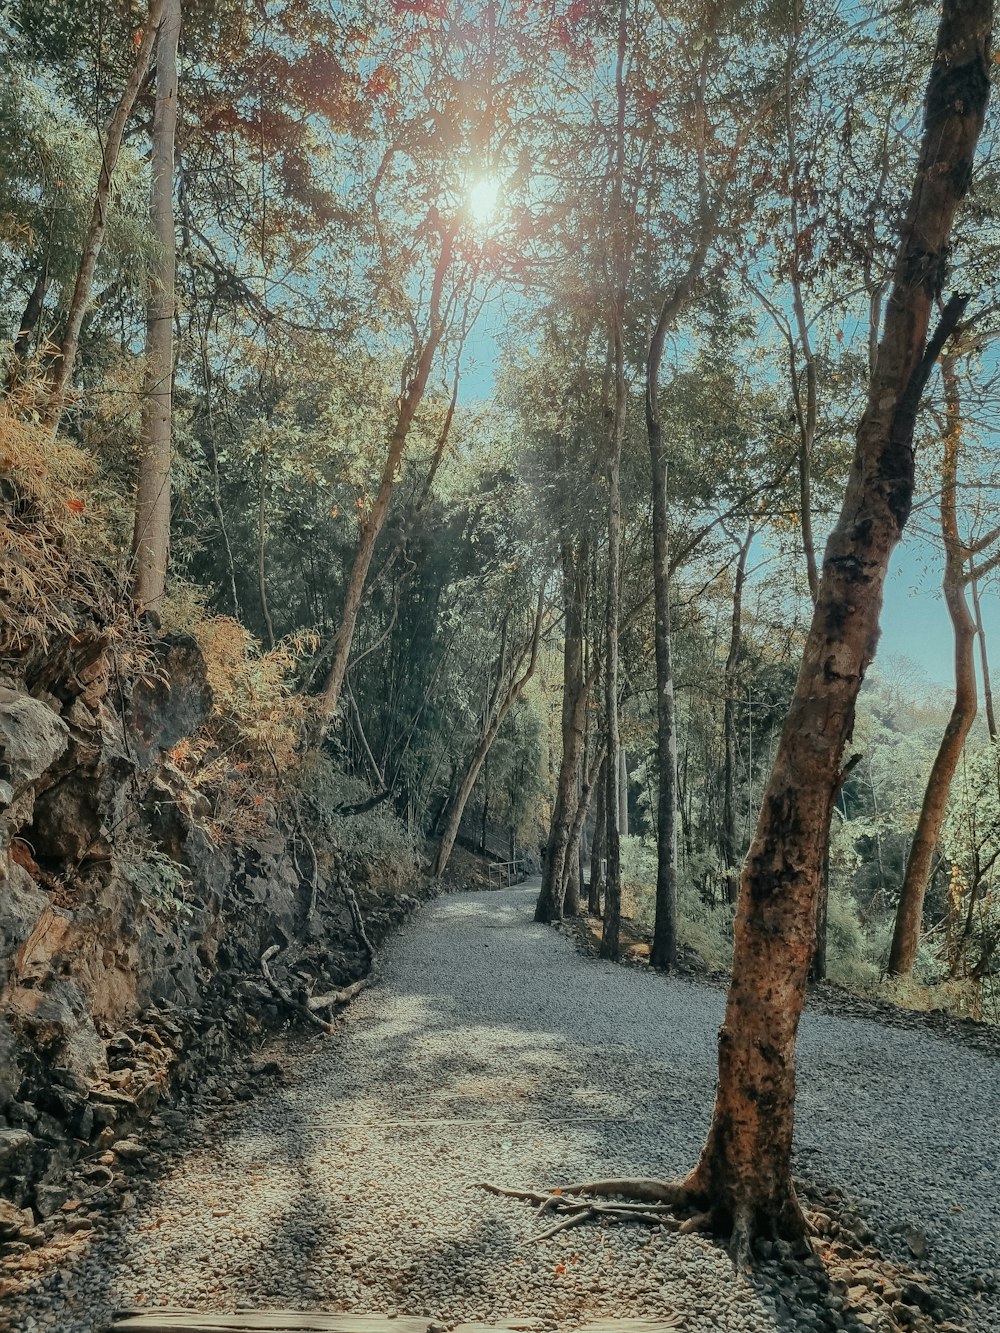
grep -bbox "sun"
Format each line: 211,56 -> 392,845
468,176 -> 501,226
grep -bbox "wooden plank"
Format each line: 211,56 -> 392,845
110,1313 -> 431,1333
452,1324 -> 680,1333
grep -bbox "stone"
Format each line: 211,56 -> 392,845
0,690 -> 69,812
0,1198 -> 32,1237
127,633 -> 213,769
112,1139 -> 145,1162
34,1184 -> 68,1218
902,1224 -> 928,1259
0,1129 -> 34,1166
899,1282 -> 934,1313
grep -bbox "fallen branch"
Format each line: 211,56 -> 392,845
260,943 -> 333,1034
306,977 -> 368,1012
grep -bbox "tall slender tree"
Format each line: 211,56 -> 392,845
132,0 -> 181,613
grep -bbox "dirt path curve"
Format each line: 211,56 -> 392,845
6,881 -> 1000,1333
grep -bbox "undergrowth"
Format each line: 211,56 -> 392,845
618,834 -> 999,1024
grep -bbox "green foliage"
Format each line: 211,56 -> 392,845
120,848 -> 193,921
294,756 -> 418,880
620,836 -> 734,971
0,69 -> 150,347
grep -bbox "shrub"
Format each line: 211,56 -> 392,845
620,835 -> 734,971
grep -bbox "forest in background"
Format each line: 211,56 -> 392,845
1,0 -> 999,1031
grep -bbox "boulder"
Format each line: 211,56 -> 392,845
128,634 -> 213,769
0,1130 -> 34,1167
0,690 -> 69,814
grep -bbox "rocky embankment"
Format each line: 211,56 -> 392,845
0,629 -> 422,1268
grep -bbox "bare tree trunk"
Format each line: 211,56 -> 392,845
314,231 -> 454,730
648,405 -> 678,969
588,754 -> 608,914
723,526 -> 754,904
618,746 -> 629,838
45,0 -> 165,433
433,590 -> 545,878
131,0 -> 180,614
889,353 -> 978,975
680,2 -> 990,1259
479,754 -> 490,854
8,271 -> 49,386
643,44 -> 717,969
972,573 -> 997,740
600,0 -> 628,964
563,741 -> 604,917
256,440 -> 276,648
536,548 -> 589,922
563,833 -> 582,915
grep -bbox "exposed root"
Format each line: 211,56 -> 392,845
677,1210 -> 712,1235
530,1208 -> 596,1242
307,977 -> 368,1012
553,1176 -> 688,1204
478,1177 -> 697,1242
260,944 -> 333,1034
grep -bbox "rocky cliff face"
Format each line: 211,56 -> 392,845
0,630 -> 420,1250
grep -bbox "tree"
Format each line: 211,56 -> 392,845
432,585 -> 547,878
889,345 -> 1000,973
132,0 -> 181,613
497,0 -> 992,1259
42,0 -> 165,433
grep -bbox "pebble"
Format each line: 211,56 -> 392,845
3,884 -> 998,1333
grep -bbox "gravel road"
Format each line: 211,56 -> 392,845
6,882 -> 1000,1333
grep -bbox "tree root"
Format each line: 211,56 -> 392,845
476,1177 -> 711,1245
261,944 -> 335,1034
307,977 -> 368,1011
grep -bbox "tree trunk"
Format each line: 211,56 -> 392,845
972,574 -> 997,740
681,1 -> 990,1259
131,0 -> 180,614
888,353 -> 978,975
535,548 -> 589,923
646,302 -> 681,969
480,753 -> 490,854
563,843 -> 582,916
723,526 -> 754,904
10,271 -> 49,367
45,0 -> 165,433
314,231 -> 454,730
618,746 -> 629,838
588,755 -> 608,914
563,742 -> 604,917
600,0 -> 628,965
433,590 -> 545,879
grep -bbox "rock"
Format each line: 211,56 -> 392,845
0,690 -> 69,812
0,1198 -> 32,1238
5,972 -> 108,1089
34,1184 -> 69,1218
80,1164 -> 113,1186
0,1129 -> 34,1166
900,1281 -> 934,1313
127,634 -> 213,770
902,1223 -> 927,1259
111,1139 -> 144,1162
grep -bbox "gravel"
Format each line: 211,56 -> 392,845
4,881 -> 999,1333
